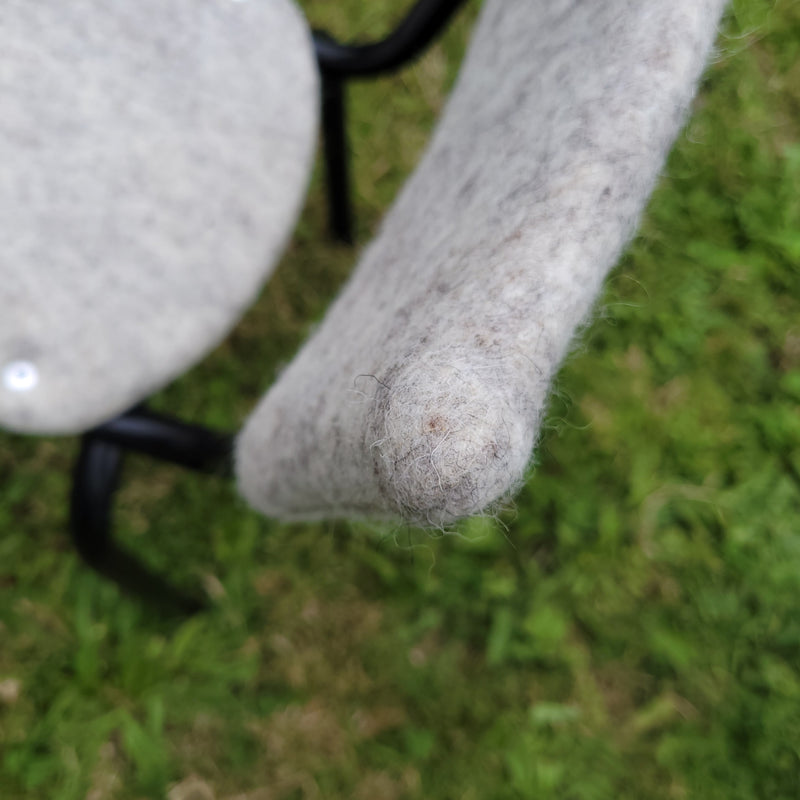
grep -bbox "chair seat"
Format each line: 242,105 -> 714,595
0,0 -> 318,435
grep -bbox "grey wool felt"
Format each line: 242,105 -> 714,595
236,0 -> 728,526
0,0 -> 317,435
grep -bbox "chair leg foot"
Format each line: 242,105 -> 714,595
69,435 -> 206,615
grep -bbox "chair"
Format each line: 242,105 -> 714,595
2,0 -> 728,609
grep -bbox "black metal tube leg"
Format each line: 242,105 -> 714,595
69,435 -> 206,615
321,72 -> 354,245
70,436 -> 123,567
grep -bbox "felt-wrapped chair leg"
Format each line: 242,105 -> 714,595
237,0 -> 729,526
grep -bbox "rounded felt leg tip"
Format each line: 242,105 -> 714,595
235,354 -> 541,526
368,358 -> 534,527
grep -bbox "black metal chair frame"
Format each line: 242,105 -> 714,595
315,0 -> 468,244
68,0 -> 471,613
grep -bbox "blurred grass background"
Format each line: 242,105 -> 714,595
2,0 -> 800,797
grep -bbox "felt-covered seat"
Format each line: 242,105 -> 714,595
0,0 -> 318,435
236,0 -> 728,526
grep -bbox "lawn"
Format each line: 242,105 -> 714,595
1,1 -> 799,798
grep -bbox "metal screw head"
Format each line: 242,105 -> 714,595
2,360 -> 39,392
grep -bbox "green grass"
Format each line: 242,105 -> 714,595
2,1 -> 800,797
